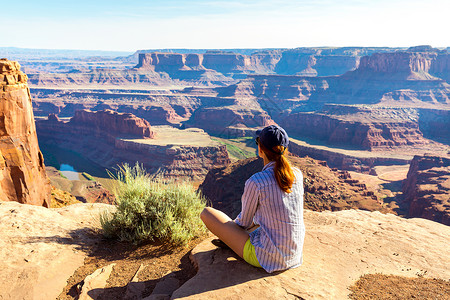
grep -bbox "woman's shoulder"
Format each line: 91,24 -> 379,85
247,168 -> 275,187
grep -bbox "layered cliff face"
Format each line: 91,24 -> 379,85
137,52 -> 268,75
281,105 -> 429,150
418,108 -> 450,142
31,87 -> 195,125
199,156 -> 390,218
245,50 -> 450,106
70,109 -> 156,139
0,59 -> 51,206
354,51 -> 450,80
135,52 -> 238,85
402,154 -> 450,225
27,69 -> 173,87
36,112 -> 230,180
274,49 -> 361,76
135,47 -> 399,80
188,106 -> 274,136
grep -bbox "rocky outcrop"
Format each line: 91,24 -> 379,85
418,108 -> 450,142
38,110 -> 155,145
287,139 -> 410,174
174,210 -> 450,299
0,59 -> 51,206
3,201 -> 449,299
281,105 -> 429,150
402,154 -> 450,225
37,113 -> 230,180
0,201 -> 114,300
136,47 -> 401,79
70,109 -> 156,139
188,106 -> 274,136
354,51 -> 450,80
113,138 -> 230,180
27,69 -> 172,87
31,88 -> 195,124
199,156 -> 389,219
244,49 -> 450,107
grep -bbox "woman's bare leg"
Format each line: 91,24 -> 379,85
200,207 -> 249,258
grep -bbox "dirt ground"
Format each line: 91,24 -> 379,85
349,274 -> 450,299
58,236 -> 204,299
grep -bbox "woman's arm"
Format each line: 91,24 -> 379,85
234,178 -> 259,229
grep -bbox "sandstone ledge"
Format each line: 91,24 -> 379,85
173,210 -> 450,299
0,201 -> 114,300
1,202 -> 448,300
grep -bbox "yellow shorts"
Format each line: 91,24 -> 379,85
243,238 -> 262,268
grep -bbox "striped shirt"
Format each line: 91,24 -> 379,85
234,161 -> 305,273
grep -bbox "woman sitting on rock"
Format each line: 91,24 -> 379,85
200,125 -> 305,273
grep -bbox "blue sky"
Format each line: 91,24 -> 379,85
2,0 -> 449,51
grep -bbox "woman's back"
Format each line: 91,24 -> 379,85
234,162 -> 305,273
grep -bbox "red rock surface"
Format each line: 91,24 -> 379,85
281,105 -> 429,150
402,154 -> 450,225
188,106 -> 274,136
0,59 -> 51,206
135,48 -> 392,78
355,51 -> 449,80
70,109 -> 156,139
27,69 -> 171,87
36,112 -> 230,181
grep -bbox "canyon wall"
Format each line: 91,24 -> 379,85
113,139 -> 230,179
287,140 -> 409,174
353,51 -> 450,80
281,106 -> 428,150
246,49 -> 450,106
30,48 -> 450,152
187,106 -> 274,136
27,69 -> 173,87
135,47 -> 401,80
36,110 -> 230,180
69,109 -> 156,140
418,108 -> 450,142
0,59 -> 51,206
402,154 -> 450,225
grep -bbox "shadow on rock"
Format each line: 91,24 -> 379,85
172,242 -> 284,299
23,227 -> 100,252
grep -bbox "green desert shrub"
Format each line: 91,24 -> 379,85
100,163 -> 207,246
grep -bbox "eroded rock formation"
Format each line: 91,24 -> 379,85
135,47 -> 399,79
70,109 -> 156,139
402,154 -> 450,225
0,59 -> 51,206
27,69 -> 172,87
281,105 -> 429,150
36,111 -> 230,180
